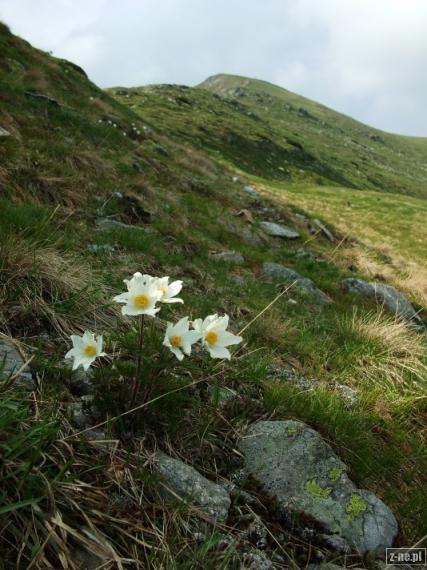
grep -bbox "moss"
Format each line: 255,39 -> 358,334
286,427 -> 298,436
305,479 -> 332,499
346,494 -> 368,521
328,467 -> 344,482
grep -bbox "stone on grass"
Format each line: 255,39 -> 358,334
239,420 -> 398,554
0,339 -> 35,390
342,278 -> 424,330
244,185 -> 259,197
212,251 -> 244,264
0,126 -> 11,137
155,452 -> 230,522
260,221 -> 300,239
262,262 -> 331,305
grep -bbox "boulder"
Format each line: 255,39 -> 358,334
239,420 -> 398,554
262,262 -> 331,305
155,452 -> 231,522
0,339 -> 35,390
260,221 -> 300,239
342,278 -> 424,330
212,251 -> 245,264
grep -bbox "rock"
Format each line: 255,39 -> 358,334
95,218 -> 144,232
266,364 -> 316,390
68,368 -> 95,397
239,420 -> 398,554
208,385 -> 237,404
0,340 -> 35,390
342,278 -> 424,330
212,251 -> 245,264
0,126 -> 11,137
242,549 -> 275,569
262,263 -> 331,305
331,383 -> 358,408
259,221 -> 300,239
244,185 -> 259,197
155,452 -> 231,522
313,219 -> 336,242
239,227 -> 265,247
319,533 -> 351,554
70,401 -> 92,429
24,91 -> 60,106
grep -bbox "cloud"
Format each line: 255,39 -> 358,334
0,0 -> 426,135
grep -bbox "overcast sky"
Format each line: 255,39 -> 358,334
1,0 -> 426,136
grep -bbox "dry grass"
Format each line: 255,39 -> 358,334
0,236 -> 114,336
347,309 -> 427,394
332,244 -> 427,307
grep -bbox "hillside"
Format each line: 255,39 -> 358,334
110,73 -> 427,198
0,23 -> 426,569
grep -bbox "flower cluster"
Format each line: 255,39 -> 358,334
65,272 -> 242,370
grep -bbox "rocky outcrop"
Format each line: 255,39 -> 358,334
260,221 -> 300,239
239,420 -> 398,554
0,339 -> 34,390
262,262 -> 331,304
342,278 -> 424,330
155,452 -> 231,522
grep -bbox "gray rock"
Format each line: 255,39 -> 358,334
239,420 -> 398,554
61,360 -> 95,396
212,251 -> 244,264
70,401 -> 92,429
155,452 -> 231,522
319,533 -> 351,553
243,549 -> 275,570
244,185 -> 259,197
0,126 -> 11,137
332,383 -> 358,408
342,278 -> 424,330
262,263 -> 331,305
208,385 -> 237,404
0,340 -> 35,390
260,221 -> 300,239
239,227 -> 265,247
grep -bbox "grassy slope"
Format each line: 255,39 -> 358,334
0,24 -> 426,568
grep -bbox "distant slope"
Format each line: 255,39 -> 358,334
198,75 -> 427,197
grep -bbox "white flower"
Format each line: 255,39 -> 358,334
113,272 -> 162,316
193,314 -> 242,360
65,331 -> 105,371
163,317 -> 201,360
155,276 -> 183,304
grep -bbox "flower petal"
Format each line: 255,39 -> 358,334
207,345 -> 231,360
216,330 -> 242,347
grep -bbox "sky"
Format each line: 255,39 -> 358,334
1,0 -> 426,136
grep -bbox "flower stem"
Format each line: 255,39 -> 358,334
131,314 -> 145,406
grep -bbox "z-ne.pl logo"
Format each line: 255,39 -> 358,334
386,548 -> 426,566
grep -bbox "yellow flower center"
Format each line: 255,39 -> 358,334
133,294 -> 150,309
170,335 -> 182,348
84,344 -> 97,357
205,330 -> 218,346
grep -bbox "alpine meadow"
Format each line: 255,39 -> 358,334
0,20 -> 426,570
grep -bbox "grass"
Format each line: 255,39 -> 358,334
0,20 -> 426,569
